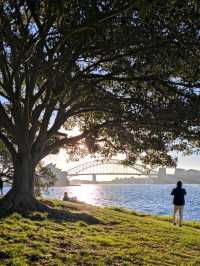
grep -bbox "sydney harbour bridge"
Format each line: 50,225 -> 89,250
66,159 -> 158,183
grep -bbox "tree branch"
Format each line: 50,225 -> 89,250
0,131 -> 17,162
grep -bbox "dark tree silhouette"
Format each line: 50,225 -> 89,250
0,141 -> 14,184
0,141 -> 56,196
0,0 -> 200,211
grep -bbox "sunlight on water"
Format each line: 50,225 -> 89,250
42,184 -> 200,221
66,185 -> 101,205
45,184 -> 109,206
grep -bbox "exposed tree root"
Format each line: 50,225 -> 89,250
0,189 -> 51,214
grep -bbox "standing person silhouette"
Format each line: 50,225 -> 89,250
171,181 -> 186,227
0,178 -> 3,195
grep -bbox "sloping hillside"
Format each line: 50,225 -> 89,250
0,199 -> 200,265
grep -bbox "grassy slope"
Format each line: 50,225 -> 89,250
0,200 -> 200,266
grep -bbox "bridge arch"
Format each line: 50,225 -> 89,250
66,159 -> 157,182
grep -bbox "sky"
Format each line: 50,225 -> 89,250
45,150 -> 200,181
176,154 -> 200,171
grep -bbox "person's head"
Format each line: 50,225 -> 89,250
177,180 -> 182,188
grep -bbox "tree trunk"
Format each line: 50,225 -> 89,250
0,156 -> 49,212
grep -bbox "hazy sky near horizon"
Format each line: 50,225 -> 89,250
176,154 -> 200,171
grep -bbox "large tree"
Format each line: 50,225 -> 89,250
0,0 -> 200,211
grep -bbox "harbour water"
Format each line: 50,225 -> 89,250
43,184 -> 200,221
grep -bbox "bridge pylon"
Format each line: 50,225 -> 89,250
92,174 -> 97,183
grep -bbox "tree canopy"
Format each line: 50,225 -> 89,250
0,0 -> 200,211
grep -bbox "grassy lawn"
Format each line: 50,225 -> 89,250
0,199 -> 200,265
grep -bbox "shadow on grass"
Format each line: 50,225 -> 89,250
0,203 -> 101,225
31,208 -> 101,225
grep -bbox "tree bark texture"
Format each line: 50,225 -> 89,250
0,156 -> 49,212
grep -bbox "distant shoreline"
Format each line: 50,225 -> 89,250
68,182 -> 200,185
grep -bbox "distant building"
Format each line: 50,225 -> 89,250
152,167 -> 200,184
158,168 -> 166,179
92,174 -> 97,183
174,168 -> 187,177
187,169 -> 200,177
46,164 -> 69,186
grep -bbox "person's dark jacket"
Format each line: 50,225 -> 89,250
171,187 -> 186,206
0,179 -> 3,189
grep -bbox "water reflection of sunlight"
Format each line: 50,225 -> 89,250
65,185 -> 101,205
43,184 -> 200,221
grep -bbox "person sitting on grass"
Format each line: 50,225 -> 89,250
63,192 -> 69,201
171,181 -> 187,227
